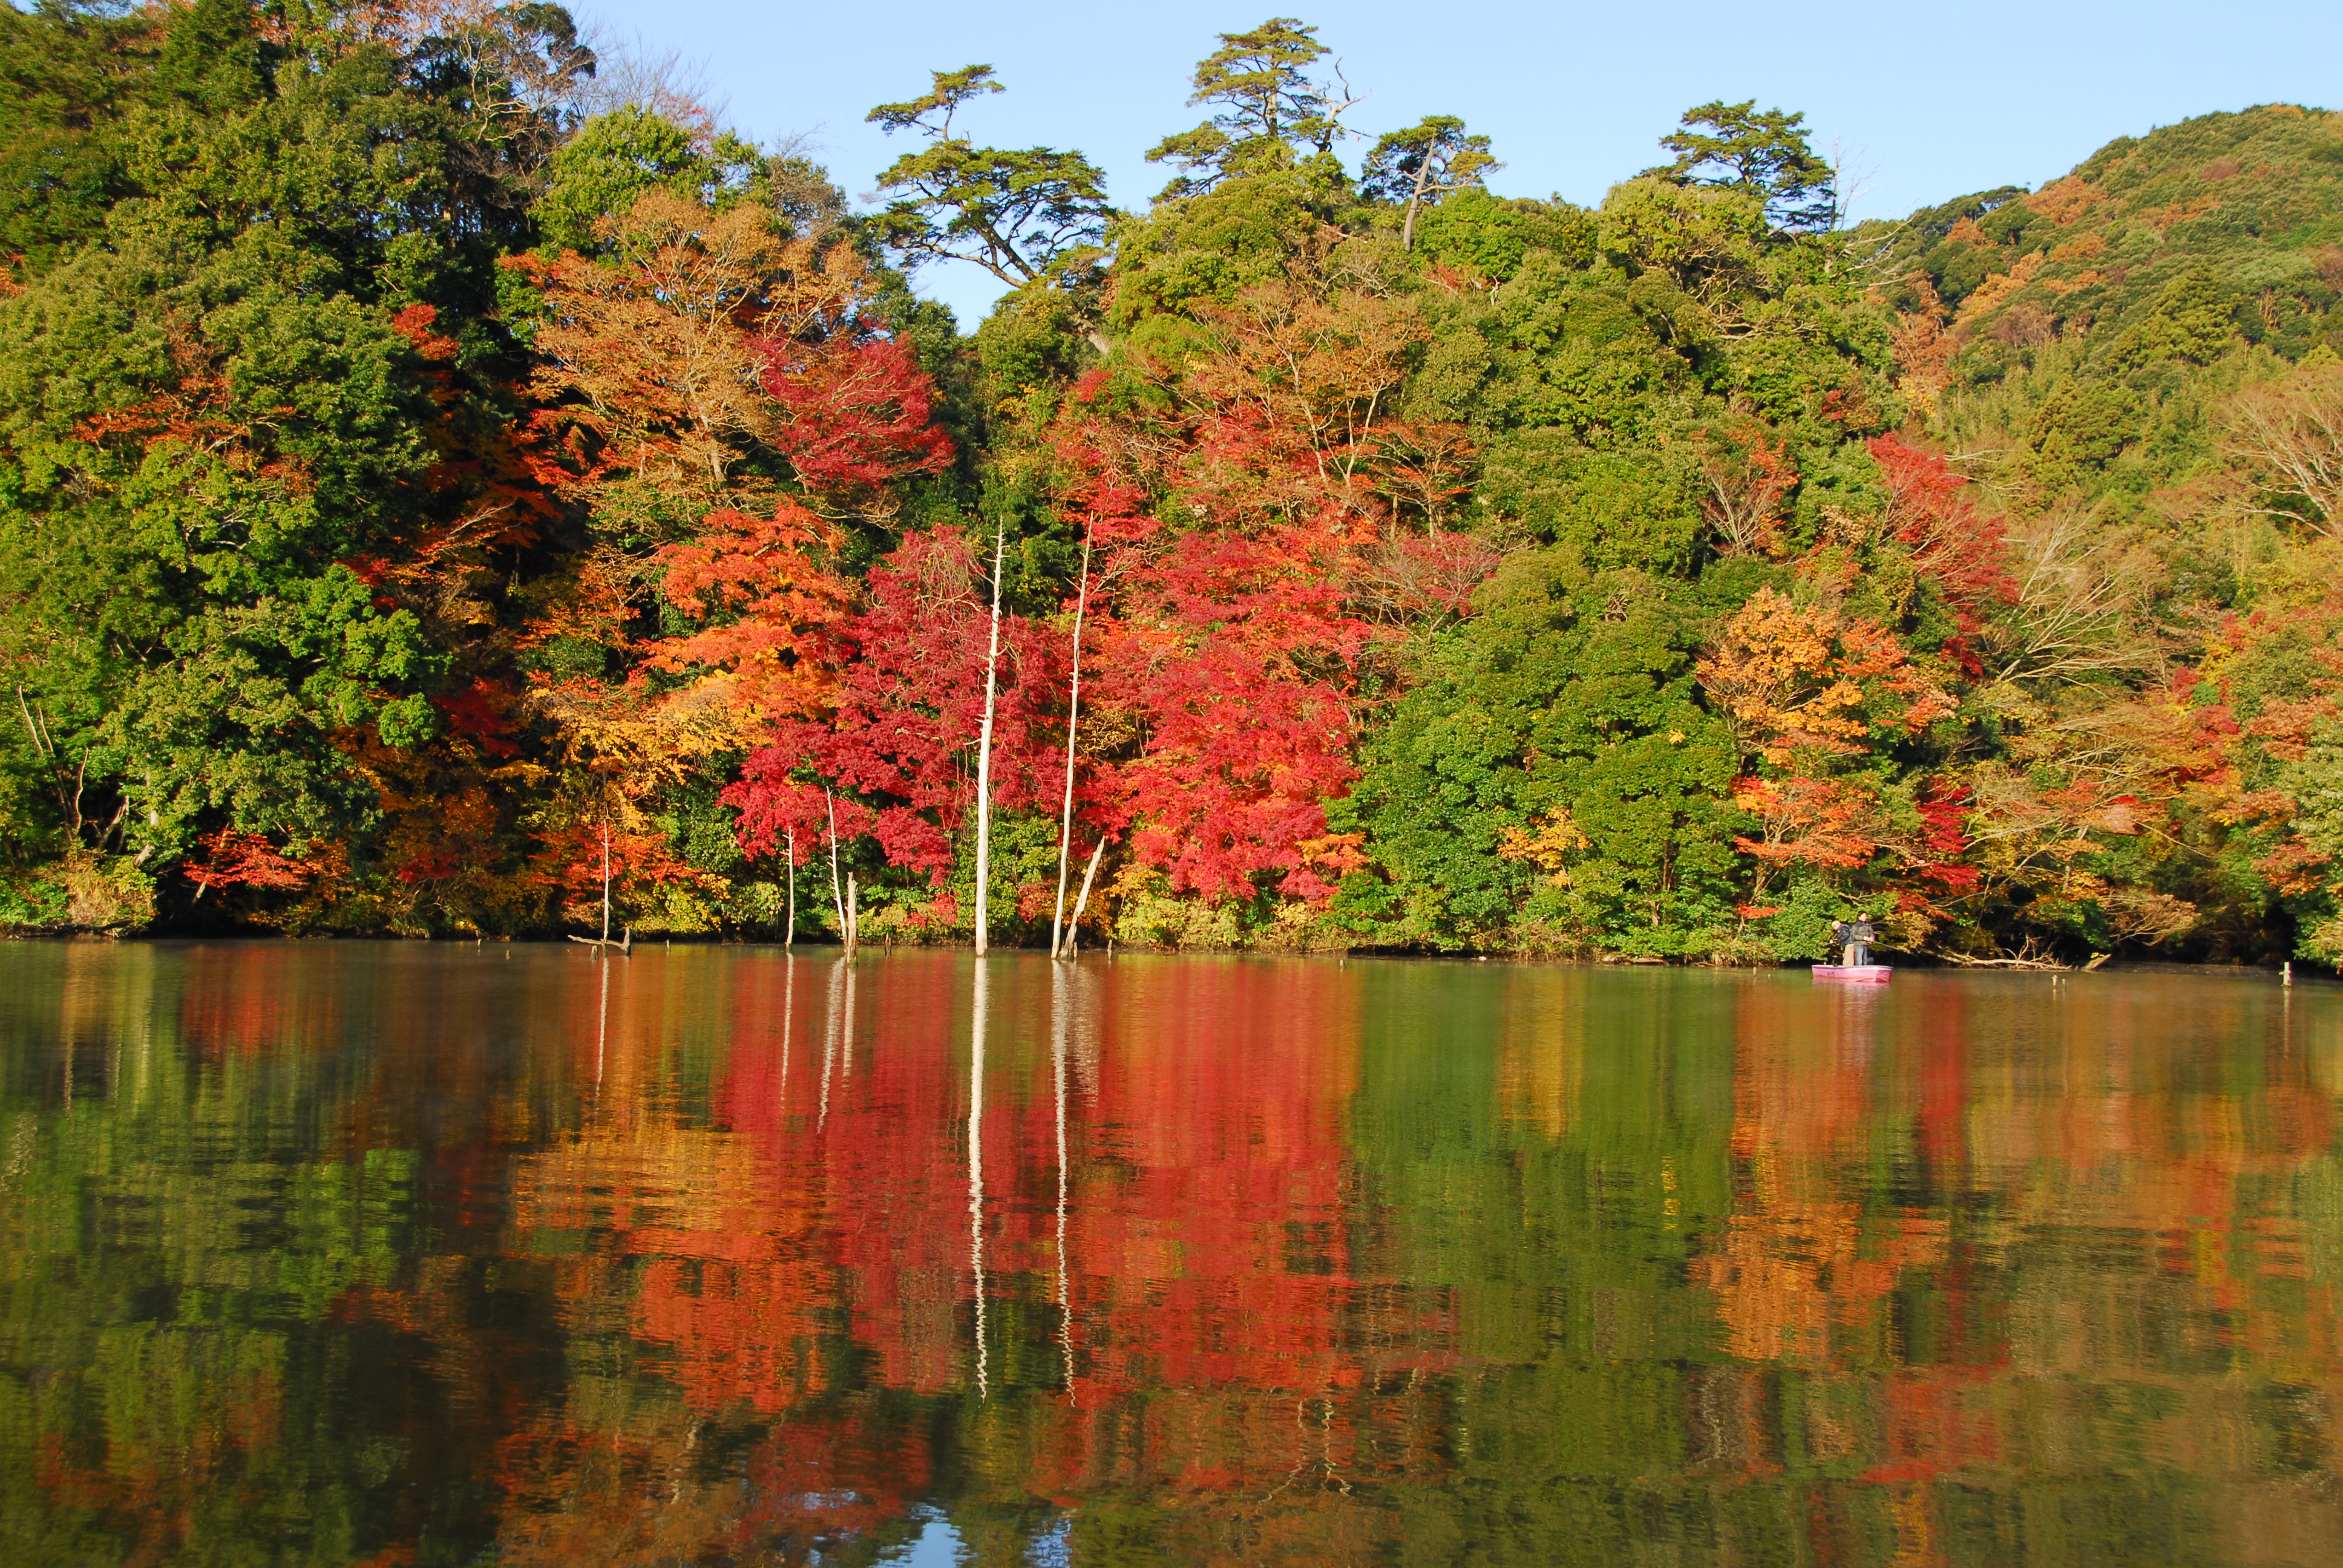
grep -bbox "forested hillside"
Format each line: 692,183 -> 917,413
2,2 -> 2340,965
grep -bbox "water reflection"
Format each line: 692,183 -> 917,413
969,958 -> 988,1400
4,945 -> 2343,1564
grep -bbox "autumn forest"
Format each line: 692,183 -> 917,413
7,1 -> 2343,965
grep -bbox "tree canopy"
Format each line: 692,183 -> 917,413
867,65 -> 1111,284
1144,16 -> 1358,197
1653,99 -> 1840,230
2,6 -> 2342,970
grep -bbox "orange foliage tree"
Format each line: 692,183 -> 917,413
1699,586 -> 1957,922
508,187 -> 951,931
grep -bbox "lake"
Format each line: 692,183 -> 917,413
2,943 -> 2339,1566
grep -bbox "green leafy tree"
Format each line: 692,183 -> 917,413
1144,16 -> 1358,198
151,0 -> 267,115
1360,114 -> 1498,249
1345,549 -> 1742,955
1651,99 -> 1838,232
0,0 -> 583,924
534,103 -> 766,255
866,65 -> 1111,285
0,1 -> 166,267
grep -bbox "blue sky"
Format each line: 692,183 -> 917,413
576,0 -> 2343,327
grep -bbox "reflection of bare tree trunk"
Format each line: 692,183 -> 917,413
1072,963 -> 1102,1097
968,958 -> 989,1397
1052,961 -> 1075,1391
1682,1364 -> 1765,1470
1050,531 -> 1093,959
841,946 -> 856,1083
820,958 -> 846,1128
974,524 -> 1008,956
779,953 -> 793,1101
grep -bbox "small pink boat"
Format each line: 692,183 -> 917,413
1812,965 -> 1892,983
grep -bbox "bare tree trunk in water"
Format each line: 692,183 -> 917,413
784,827 -> 796,949
973,523 -> 1008,956
826,789 -> 846,944
845,872 -> 859,956
600,813 -> 612,948
1061,838 -> 1106,958
1049,531 -> 1093,959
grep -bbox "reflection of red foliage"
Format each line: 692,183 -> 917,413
739,1405 -> 937,1547
1858,1366 -> 2001,1485
32,1368 -> 282,1539
142,946 -> 2343,1566
170,946 -> 359,1061
484,1393 -> 935,1566
507,952 -> 1458,1521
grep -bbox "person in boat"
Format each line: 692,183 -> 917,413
1830,916 -> 1876,968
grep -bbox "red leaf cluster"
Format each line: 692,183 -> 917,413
1093,523 -> 1375,901
1870,436 -> 2015,634
185,831 -> 311,896
761,335 -> 954,496
730,528 -> 1060,886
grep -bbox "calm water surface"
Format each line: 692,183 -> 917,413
4,944 -> 2341,1566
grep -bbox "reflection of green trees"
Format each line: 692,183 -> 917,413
0,947 -> 431,1565
1350,968 -> 1732,1359
1349,968 -> 1746,1561
1340,971 -> 2341,1565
